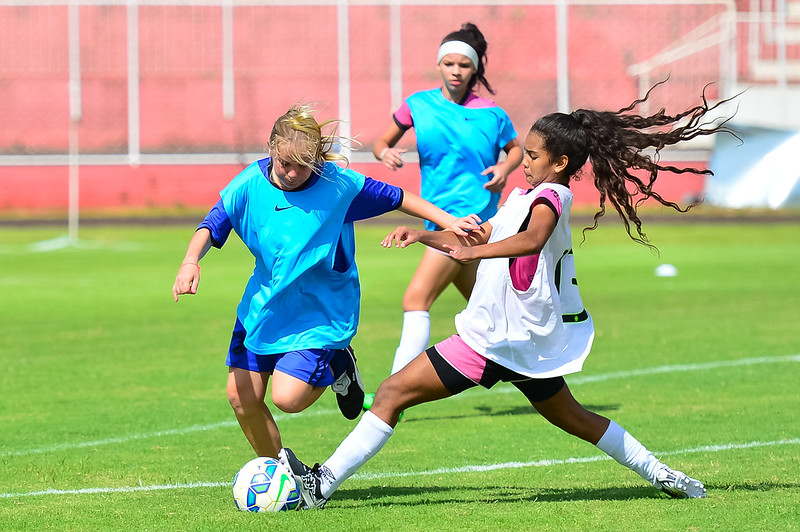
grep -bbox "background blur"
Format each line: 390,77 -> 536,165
1,0 -> 798,219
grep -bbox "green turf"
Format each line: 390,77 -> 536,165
0,218 -> 798,531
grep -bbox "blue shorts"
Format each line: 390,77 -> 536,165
226,319 -> 348,387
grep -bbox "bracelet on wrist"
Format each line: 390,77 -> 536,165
378,147 -> 389,160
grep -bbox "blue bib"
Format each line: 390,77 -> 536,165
407,89 -> 516,229
221,159 -> 365,354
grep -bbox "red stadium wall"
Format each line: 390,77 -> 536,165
0,161 -> 707,213
0,3 -> 724,213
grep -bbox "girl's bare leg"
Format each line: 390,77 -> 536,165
531,383 -> 706,497
374,348 -> 454,426
284,350 -> 454,503
402,247 -> 469,310
270,370 -> 326,413
227,367 -> 282,457
530,383 -> 610,444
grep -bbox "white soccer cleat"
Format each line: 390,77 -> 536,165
654,466 -> 707,499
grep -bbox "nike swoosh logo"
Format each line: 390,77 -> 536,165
274,205 -> 294,211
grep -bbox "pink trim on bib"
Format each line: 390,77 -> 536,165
394,92 -> 497,128
509,188 -> 563,291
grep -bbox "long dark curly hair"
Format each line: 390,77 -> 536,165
531,82 -> 737,250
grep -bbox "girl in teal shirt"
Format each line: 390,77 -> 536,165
372,23 -> 523,380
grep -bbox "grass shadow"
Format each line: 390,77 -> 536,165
331,484 -> 669,507
329,480 -> 800,508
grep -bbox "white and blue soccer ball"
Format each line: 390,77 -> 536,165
232,457 -> 302,512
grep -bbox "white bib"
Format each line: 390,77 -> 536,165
455,185 -> 594,378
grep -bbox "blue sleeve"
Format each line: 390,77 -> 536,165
197,199 -> 233,248
497,108 -> 518,149
344,177 -> 404,222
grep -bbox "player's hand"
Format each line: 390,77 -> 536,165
442,243 -> 479,263
448,214 -> 482,236
379,147 -> 407,171
482,164 -> 510,193
381,226 -> 420,248
172,262 -> 201,301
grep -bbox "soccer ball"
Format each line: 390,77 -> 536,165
232,457 -> 302,512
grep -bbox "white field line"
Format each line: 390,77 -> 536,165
353,437 -> 800,480
565,354 -> 800,385
3,409 -> 339,458
4,353 -> 798,459
2,437 -> 798,499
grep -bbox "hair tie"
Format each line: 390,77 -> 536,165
437,40 -> 479,68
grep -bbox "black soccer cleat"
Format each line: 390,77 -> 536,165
279,448 -> 329,509
331,346 -> 365,420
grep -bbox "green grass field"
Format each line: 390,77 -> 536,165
1,218 -> 798,531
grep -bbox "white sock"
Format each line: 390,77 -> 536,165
390,310 -> 430,374
595,420 -> 663,485
319,411 -> 394,499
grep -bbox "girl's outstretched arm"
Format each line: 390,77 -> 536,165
445,203 -> 557,263
173,228 -> 214,301
382,222 -> 491,253
396,189 -> 481,236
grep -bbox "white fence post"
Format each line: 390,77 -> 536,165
337,0 -> 351,158
127,0 -> 140,167
556,0 -> 570,113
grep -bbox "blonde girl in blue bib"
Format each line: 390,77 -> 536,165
172,104 -> 479,459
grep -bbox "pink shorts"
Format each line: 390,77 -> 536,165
428,335 -> 565,403
435,334 -> 491,383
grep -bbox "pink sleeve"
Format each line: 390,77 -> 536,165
462,93 -> 496,109
393,101 -> 413,129
533,188 -> 563,217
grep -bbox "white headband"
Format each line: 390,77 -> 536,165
436,40 -> 479,68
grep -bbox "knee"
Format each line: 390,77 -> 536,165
371,378 -> 406,416
270,389 -> 308,414
402,290 -> 435,312
227,376 -> 272,418
402,290 -> 424,311
227,381 -> 254,417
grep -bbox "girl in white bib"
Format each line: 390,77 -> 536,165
281,86 -> 737,508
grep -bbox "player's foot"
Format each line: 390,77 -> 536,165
331,346 -> 365,420
279,448 -> 329,510
653,466 -> 706,499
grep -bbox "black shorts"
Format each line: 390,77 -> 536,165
426,345 -> 565,403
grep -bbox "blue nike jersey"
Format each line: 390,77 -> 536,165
200,158 -> 402,354
406,89 -> 516,230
